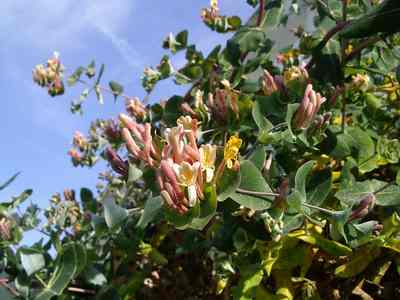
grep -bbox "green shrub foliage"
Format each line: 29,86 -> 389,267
3,0 -> 400,299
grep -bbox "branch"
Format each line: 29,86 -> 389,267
67,286 -> 96,295
344,36 -> 382,63
256,0 -> 265,27
306,21 -> 350,70
236,188 -> 279,197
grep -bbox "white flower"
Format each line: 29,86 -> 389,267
173,161 -> 200,207
200,145 -> 216,182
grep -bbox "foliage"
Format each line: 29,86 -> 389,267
3,0 -> 400,298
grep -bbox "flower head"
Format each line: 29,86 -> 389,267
224,135 -> 242,169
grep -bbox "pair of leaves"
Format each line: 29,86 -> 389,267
34,243 -> 86,300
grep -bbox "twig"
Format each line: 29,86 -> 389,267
67,286 -> 96,294
306,21 -> 350,70
256,0 -> 265,27
0,279 -> 20,297
236,188 -> 279,197
344,36 -> 382,63
302,203 -> 336,215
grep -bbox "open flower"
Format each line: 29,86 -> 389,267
224,135 -> 242,169
174,162 -> 201,207
200,145 -> 217,182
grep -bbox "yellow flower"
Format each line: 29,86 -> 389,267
224,135 -> 242,169
200,145 -> 217,182
174,161 -> 200,206
345,44 -> 353,56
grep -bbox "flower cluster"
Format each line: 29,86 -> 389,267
45,189 -> 82,231
293,84 -> 327,129
126,97 -> 147,120
201,0 -> 220,25
32,52 -> 65,96
120,113 -> 218,214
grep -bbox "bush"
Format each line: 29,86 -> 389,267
2,0 -> 400,299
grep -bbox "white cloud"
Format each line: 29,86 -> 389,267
0,0 -> 142,67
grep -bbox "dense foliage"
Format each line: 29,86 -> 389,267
2,0 -> 400,299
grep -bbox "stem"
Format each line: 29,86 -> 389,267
341,94 -> 346,133
256,0 -> 265,27
35,274 -> 46,287
344,36 -> 382,63
306,21 -> 350,70
236,188 -> 279,197
373,182 -> 393,195
67,287 -> 96,294
302,203 -> 336,215
0,279 -> 20,297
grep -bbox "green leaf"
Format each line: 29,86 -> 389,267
84,266 -> 107,286
232,264 -> 264,300
336,179 -> 400,206
20,248 -> 45,276
103,195 -> 128,229
34,243 -> 86,300
67,67 -> 84,87
248,146 -> 267,170
163,30 -> 188,53
217,167 -> 241,201
252,101 -> 273,132
286,103 -> 299,138
80,188 -> 96,213
307,168 -> 332,206
128,163 -> 143,183
231,160 -> 274,210
335,245 -> 380,278
0,172 -> 20,191
295,161 -> 315,201
109,81 -> 124,100
177,185 -> 217,230
136,196 -> 163,229
340,0 -> 400,39
86,60 -> 96,78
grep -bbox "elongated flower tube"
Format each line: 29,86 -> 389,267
293,84 -> 326,129
262,70 -> 278,96
174,161 -> 201,207
200,144 -> 216,182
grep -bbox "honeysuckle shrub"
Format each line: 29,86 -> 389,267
3,0 -> 400,299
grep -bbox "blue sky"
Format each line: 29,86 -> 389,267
0,1 -> 253,244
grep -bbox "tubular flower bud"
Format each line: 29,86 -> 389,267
105,147 -> 129,177
180,102 -> 197,116
0,217 -> 12,241
293,84 -> 326,129
262,70 -> 278,96
126,97 -> 147,119
348,193 -> 376,222
200,145 -> 217,182
68,148 -> 81,165
224,135 -> 242,169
